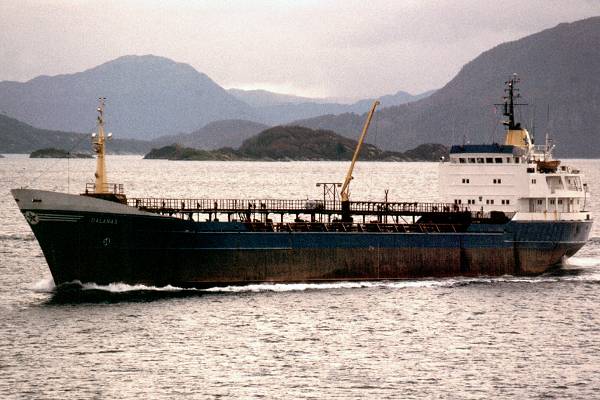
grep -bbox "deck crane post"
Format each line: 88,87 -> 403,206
340,100 -> 380,221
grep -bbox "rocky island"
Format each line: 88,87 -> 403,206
144,126 -> 448,161
30,148 -> 93,158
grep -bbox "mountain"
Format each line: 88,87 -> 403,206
0,54 -> 432,144
152,119 -> 269,150
145,125 -> 448,161
0,113 -> 150,154
350,90 -> 435,113
294,17 -> 600,157
0,55 -> 255,140
227,89 -> 327,107
228,88 -> 435,125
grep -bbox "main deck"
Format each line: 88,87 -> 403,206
118,196 -> 516,233
128,197 -> 469,221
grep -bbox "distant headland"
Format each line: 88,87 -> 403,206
144,126 -> 448,161
30,148 -> 93,159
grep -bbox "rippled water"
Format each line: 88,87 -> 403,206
1,156 -> 599,399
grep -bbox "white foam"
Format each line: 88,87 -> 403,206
79,281 -> 191,292
37,264 -> 600,295
30,276 -> 56,292
203,281 -> 374,293
202,278 -> 483,293
565,256 -> 600,268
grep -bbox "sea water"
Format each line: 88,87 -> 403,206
1,156 -> 599,399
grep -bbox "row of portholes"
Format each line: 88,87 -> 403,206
457,157 -> 521,164
454,199 -> 511,205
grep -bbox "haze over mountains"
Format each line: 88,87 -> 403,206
0,55 -> 254,139
1,17 -> 600,156
152,119 -> 269,150
296,17 -> 600,157
0,55 -> 430,141
0,113 -> 149,154
227,88 -> 433,125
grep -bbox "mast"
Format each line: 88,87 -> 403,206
502,74 -> 519,130
500,74 -> 531,149
340,100 -> 379,221
92,97 -> 109,193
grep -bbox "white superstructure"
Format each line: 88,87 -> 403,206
439,76 -> 591,222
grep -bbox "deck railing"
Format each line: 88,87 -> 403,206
128,197 -> 468,215
85,182 -> 124,195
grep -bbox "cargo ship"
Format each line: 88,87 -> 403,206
12,77 -> 592,288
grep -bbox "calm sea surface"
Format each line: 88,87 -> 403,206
1,156 -> 599,399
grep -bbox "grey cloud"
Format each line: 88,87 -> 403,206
0,0 -> 599,98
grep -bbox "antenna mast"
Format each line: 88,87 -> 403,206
92,98 -> 108,193
503,74 -> 520,130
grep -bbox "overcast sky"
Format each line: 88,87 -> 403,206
1,0 -> 599,99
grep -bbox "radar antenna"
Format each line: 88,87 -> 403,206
495,74 -> 532,149
497,73 -> 527,130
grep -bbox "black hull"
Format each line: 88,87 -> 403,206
13,190 -> 592,288
30,213 -> 591,288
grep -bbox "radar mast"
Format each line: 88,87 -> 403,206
501,74 -> 532,150
92,97 -> 108,193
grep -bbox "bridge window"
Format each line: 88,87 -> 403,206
515,158 -> 521,163
486,158 -> 493,163
493,179 -> 502,184
459,158 -> 466,163
506,157 -> 512,163
477,158 -> 484,163
501,199 -> 511,205
495,158 -> 503,163
468,158 -> 476,163
462,178 -> 470,184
